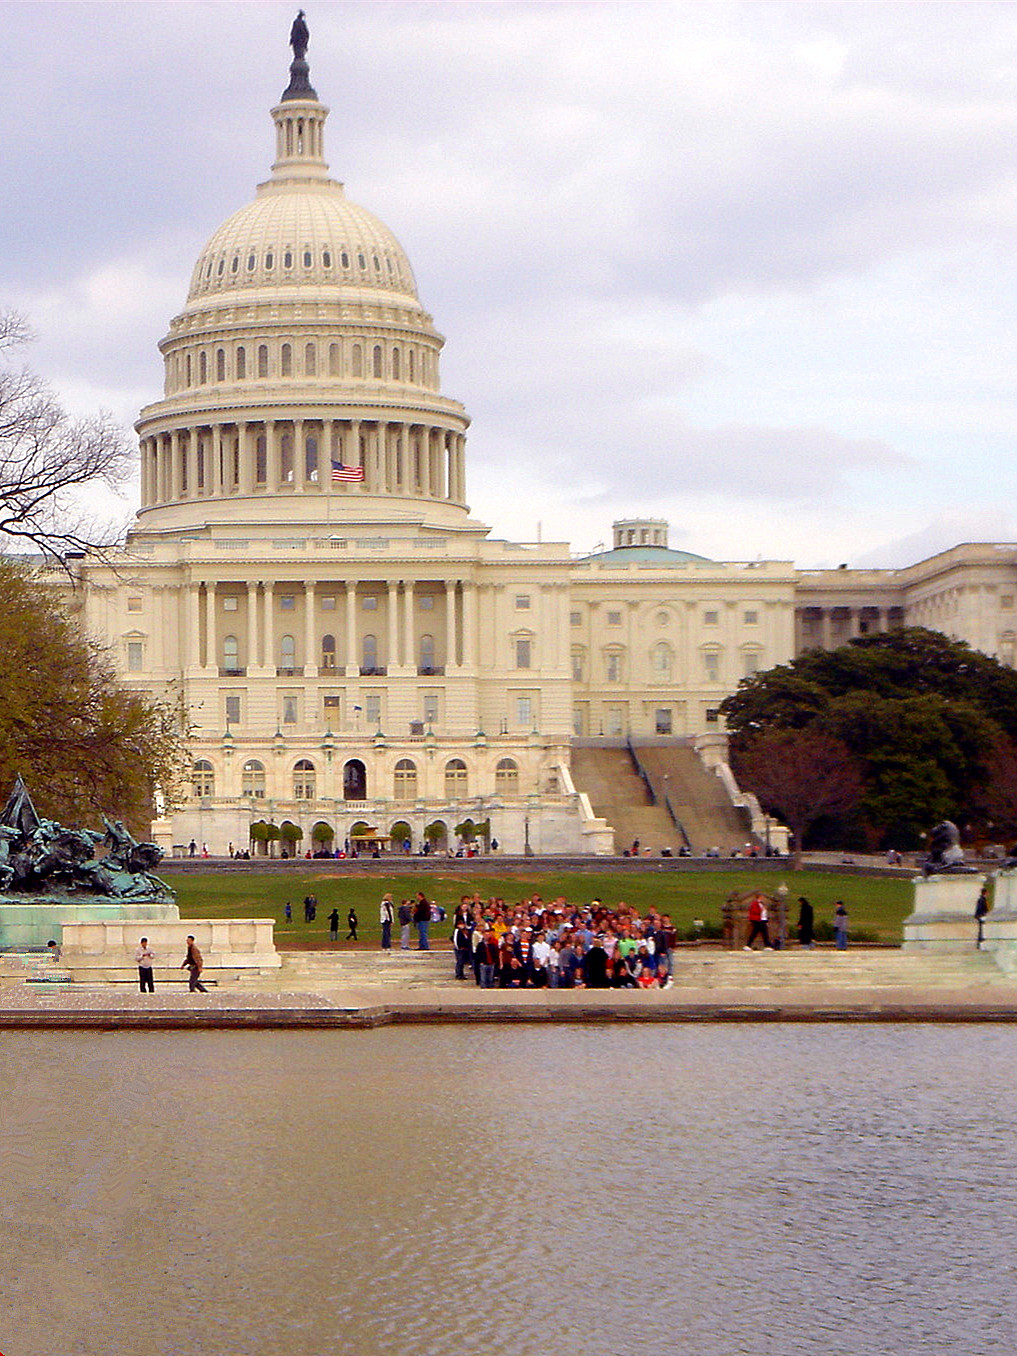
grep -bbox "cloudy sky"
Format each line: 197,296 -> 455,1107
3,1 -> 1017,566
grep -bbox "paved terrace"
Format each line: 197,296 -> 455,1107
2,948 -> 1016,1027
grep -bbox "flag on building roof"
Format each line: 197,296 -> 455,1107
331,460 -> 364,482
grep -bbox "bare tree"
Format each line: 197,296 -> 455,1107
734,730 -> 862,867
0,311 -> 132,565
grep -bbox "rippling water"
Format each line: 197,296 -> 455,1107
4,1026 -> 1017,1355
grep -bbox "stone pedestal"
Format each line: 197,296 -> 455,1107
0,898 -> 180,951
903,874 -> 985,951
981,869 -> 1017,974
59,918 -> 281,983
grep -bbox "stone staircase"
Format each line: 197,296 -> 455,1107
569,746 -> 680,854
670,948 -> 1012,990
280,949 -> 459,989
634,743 -> 751,854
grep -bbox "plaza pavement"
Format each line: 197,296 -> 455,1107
2,946 -> 1016,1027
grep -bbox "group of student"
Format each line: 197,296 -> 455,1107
450,895 -> 677,989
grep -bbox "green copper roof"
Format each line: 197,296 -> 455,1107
578,545 -> 713,566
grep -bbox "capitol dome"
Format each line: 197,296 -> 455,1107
134,29 -> 470,532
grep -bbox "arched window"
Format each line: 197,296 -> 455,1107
495,758 -> 519,793
445,759 -> 468,798
409,350 -> 415,382
281,434 -> 293,483
372,344 -> 383,378
236,346 -> 246,379
605,649 -> 624,683
281,343 -> 292,377
321,634 -> 336,669
222,634 -> 239,672
419,633 -> 435,673
185,353 -> 192,387
280,633 -> 296,672
362,633 -> 378,672
392,347 -> 401,380
305,435 -> 318,483
352,344 -> 363,378
256,434 -> 267,484
242,759 -> 266,799
304,342 -> 316,376
293,759 -> 316,799
394,758 -> 417,799
283,249 -> 293,269
328,343 -> 340,376
216,348 -> 225,381
571,648 -> 585,682
257,344 -> 268,378
192,759 -> 214,799
651,641 -> 673,680
199,351 -> 207,384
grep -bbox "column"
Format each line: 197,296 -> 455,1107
209,423 -> 223,496
186,582 -> 201,670
350,418 -> 362,491
304,580 -> 317,676
387,581 -> 399,668
324,419 -> 337,498
168,430 -> 181,501
821,608 -> 832,649
263,582 -> 275,672
240,422 -> 255,495
403,578 -> 415,669
462,581 -> 477,669
203,583 -> 216,671
446,579 -> 459,670
247,582 -> 260,670
186,430 -> 198,499
345,580 -> 359,674
293,417 -> 305,491
138,439 -> 149,506
399,423 -> 410,493
268,420 -> 282,491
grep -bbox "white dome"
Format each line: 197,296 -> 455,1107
187,178 -> 418,303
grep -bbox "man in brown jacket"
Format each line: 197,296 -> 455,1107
181,935 -> 208,992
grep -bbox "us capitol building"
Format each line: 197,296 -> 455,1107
68,24 -> 1017,856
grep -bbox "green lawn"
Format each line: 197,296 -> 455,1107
167,868 -> 914,947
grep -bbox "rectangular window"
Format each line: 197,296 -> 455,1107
225,694 -> 241,725
127,596 -> 143,613
1003,596 -> 1015,610
222,596 -> 239,612
655,708 -> 672,735
743,652 -> 760,677
282,696 -> 298,724
423,694 -> 439,723
362,596 -> 379,611
365,695 -> 381,724
706,707 -> 720,724
571,652 -> 584,682
607,610 -> 622,626
607,709 -> 623,736
126,642 -> 143,672
744,610 -> 758,625
419,596 -> 435,611
704,653 -> 720,682
517,696 -> 532,726
515,595 -> 531,610
704,610 -> 719,626
280,595 -> 296,611
320,595 -> 337,611
606,653 -> 621,683
570,611 -> 581,626
323,693 -> 341,711
515,637 -> 531,669
573,708 -> 585,735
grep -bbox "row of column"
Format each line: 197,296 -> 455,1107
139,420 -> 467,507
795,605 -> 898,650
185,579 -> 480,675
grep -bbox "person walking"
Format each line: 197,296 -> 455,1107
135,936 -> 155,992
975,885 -> 989,950
328,907 -> 340,942
345,908 -> 358,942
834,901 -> 849,950
379,894 -> 394,950
181,935 -> 208,992
284,901 -> 292,925
744,894 -> 771,950
796,896 -> 815,949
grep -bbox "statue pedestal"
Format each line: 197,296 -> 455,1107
903,874 -> 985,951
981,869 -> 1017,973
59,918 -> 281,982
0,896 -> 179,951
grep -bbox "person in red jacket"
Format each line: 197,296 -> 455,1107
744,895 -> 771,951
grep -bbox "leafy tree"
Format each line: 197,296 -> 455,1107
311,820 -> 334,845
0,556 -> 185,832
721,629 -> 1010,848
0,312 -> 132,564
732,730 -> 862,867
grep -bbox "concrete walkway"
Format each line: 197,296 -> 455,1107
1,947 -> 1016,1027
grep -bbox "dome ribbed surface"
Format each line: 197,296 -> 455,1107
187,182 -> 418,302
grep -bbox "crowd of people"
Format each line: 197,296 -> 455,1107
441,894 -> 676,989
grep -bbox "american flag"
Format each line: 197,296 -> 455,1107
331,459 -> 365,482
